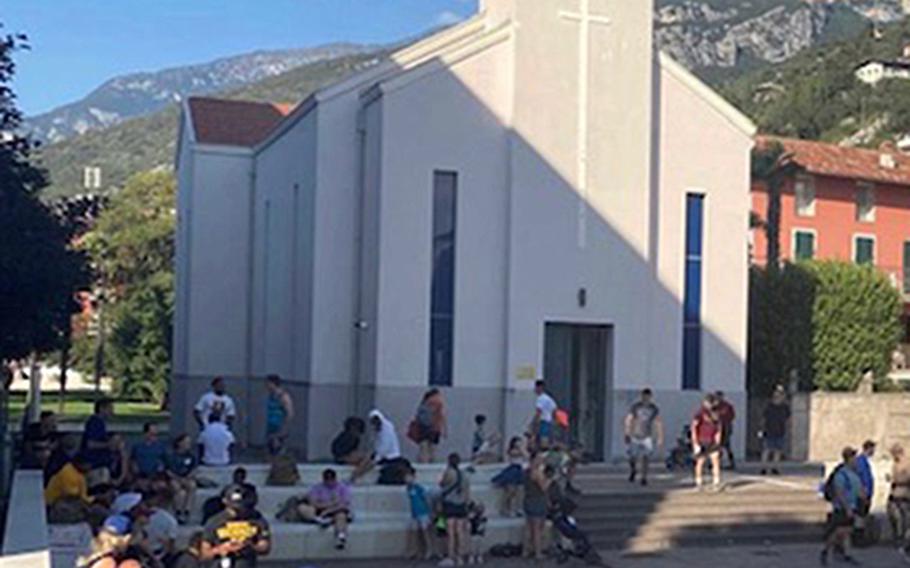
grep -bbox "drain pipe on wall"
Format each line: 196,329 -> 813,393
351,106 -> 368,417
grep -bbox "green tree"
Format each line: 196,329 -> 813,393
82,171 -> 175,404
0,30 -> 88,365
749,261 -> 903,393
806,261 -> 903,390
750,141 -> 790,268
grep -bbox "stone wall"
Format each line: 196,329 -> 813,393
791,392 -> 910,462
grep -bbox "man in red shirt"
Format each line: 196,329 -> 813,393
691,394 -> 723,490
714,391 -> 736,470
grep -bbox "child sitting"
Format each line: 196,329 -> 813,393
471,415 -> 501,465
491,436 -> 527,517
405,467 -> 434,561
468,501 -> 488,564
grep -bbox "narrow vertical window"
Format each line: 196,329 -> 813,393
682,194 -> 704,391
903,241 -> 910,295
794,177 -> 815,217
856,183 -> 875,223
854,235 -> 875,266
794,230 -> 815,261
429,171 -> 457,386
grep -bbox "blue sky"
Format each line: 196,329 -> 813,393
4,0 -> 480,116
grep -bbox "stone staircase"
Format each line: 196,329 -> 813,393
186,462 -> 523,561
571,463 -> 829,554
180,462 -> 829,562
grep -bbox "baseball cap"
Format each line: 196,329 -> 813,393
102,514 -> 132,536
223,484 -> 248,508
112,492 -> 143,515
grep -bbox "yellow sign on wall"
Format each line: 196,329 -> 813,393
516,366 -> 537,380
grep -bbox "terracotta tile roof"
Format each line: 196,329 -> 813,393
188,97 -> 295,147
758,136 -> 910,187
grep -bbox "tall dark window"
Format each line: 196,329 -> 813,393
903,241 -> 910,295
429,171 -> 457,386
682,194 -> 704,390
854,236 -> 875,266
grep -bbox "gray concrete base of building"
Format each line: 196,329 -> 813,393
171,375 -> 745,463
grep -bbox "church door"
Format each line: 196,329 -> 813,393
543,323 -> 612,461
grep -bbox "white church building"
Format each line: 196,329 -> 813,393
173,0 -> 756,461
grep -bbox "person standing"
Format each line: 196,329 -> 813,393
887,444 -> 910,562
193,377 -> 237,430
821,447 -> 865,566
760,386 -> 791,475
714,391 -> 736,470
81,398 -> 115,486
413,389 -> 447,464
201,484 -> 271,568
523,453 -> 553,561
438,453 -> 470,567
624,388 -> 664,487
264,375 -> 294,453
532,380 -> 558,452
691,394 -> 723,491
855,440 -> 876,511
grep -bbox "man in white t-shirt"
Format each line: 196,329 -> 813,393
533,380 -> 558,451
194,376 -> 237,429
198,412 -> 235,466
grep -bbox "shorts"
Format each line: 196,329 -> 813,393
538,421 -> 553,440
524,499 -> 548,519
828,509 -> 854,529
763,436 -> 785,452
412,514 -> 431,530
417,424 -> 441,445
627,437 -> 654,459
443,502 -> 469,519
696,442 -> 720,457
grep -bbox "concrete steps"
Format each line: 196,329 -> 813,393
573,473 -> 828,554
180,462 -> 829,560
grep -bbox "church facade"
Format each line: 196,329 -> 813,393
173,0 -> 756,460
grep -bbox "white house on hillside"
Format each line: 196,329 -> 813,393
173,0 -> 756,461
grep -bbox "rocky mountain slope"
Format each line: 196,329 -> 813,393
654,0 -> 906,79
27,44 -> 377,143
721,15 -> 910,145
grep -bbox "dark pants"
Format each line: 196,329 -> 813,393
720,425 -> 735,468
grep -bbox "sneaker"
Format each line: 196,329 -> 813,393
640,478 -> 648,487
317,517 -> 332,529
335,535 -> 347,550
820,549 -> 828,566
771,468 -> 781,476
438,558 -> 456,567
628,470 -> 636,483
760,469 -> 767,476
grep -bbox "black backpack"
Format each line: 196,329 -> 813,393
377,457 -> 412,485
823,464 -> 845,502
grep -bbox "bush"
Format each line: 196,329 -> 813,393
749,261 -> 903,393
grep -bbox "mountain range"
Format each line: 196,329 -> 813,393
26,44 -> 378,143
31,0 -> 910,197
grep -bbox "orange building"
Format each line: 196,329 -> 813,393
751,137 -> 910,336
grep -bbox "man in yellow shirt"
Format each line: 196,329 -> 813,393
45,455 -> 92,523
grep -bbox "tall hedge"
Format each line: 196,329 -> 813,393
749,261 -> 903,393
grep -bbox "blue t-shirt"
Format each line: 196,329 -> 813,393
168,451 -> 198,477
131,441 -> 168,477
834,466 -> 864,512
81,414 -> 111,469
855,455 -> 874,498
407,483 -> 430,519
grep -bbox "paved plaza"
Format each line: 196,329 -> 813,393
269,544 -> 904,567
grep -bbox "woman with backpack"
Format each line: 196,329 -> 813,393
411,389 -> 447,463
438,453 -> 470,567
